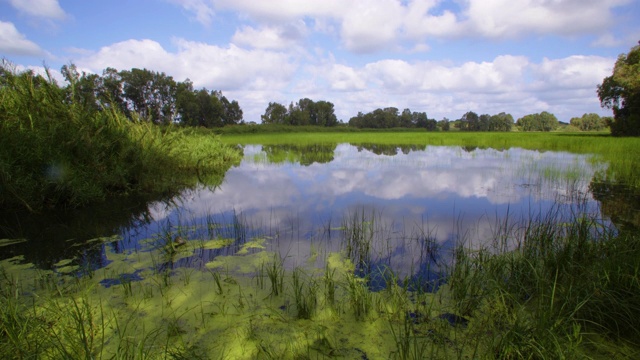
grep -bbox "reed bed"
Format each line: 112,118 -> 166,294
0,64 -> 242,212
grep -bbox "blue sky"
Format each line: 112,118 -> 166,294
2,0 -> 639,123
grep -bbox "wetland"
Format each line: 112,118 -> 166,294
2,135 -> 640,359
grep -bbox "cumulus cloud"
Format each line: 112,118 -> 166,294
166,0 -> 215,26
303,53 -> 614,122
76,38 -> 296,91
170,0 -> 631,53
8,0 -> 66,20
73,38 -> 298,121
531,55 -> 614,90
231,21 -> 307,50
0,21 -> 43,55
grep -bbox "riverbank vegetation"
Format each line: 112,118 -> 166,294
1,201 -> 638,359
0,63 -> 242,213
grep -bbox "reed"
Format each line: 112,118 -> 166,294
291,267 -> 318,319
0,63 -> 242,212
265,253 -> 285,297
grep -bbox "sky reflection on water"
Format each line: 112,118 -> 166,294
117,144 -> 605,280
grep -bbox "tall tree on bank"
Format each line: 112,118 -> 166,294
261,98 -> 338,126
60,65 -> 243,127
598,41 -> 640,136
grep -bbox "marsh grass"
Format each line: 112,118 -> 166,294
291,267 -> 318,319
0,63 -> 242,212
265,253 -> 285,297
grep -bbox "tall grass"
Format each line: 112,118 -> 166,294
0,63 -> 241,212
447,202 -> 640,358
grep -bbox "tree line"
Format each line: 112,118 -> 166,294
261,98 -> 339,126
348,108 -> 438,130
60,64 -> 243,127
28,38 -> 640,136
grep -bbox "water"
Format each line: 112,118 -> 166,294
0,143 -> 615,284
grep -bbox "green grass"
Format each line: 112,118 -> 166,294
0,65 -> 242,212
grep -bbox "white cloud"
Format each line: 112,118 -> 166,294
300,53 -> 614,122
339,0 -> 405,53
592,32 -> 640,48
14,64 -> 64,84
8,0 -> 66,20
170,0 -> 631,53
166,0 -> 215,26
212,0 -> 343,22
531,55 -> 613,90
231,21 -> 307,50
76,38 -> 296,91
0,21 -> 43,55
327,64 -> 366,91
463,0 -> 629,38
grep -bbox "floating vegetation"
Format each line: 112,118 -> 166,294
0,238 -> 27,247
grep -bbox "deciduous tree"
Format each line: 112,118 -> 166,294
598,41 -> 640,136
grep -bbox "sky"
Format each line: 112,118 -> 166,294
1,0 -> 639,123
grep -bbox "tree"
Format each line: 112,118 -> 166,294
61,64 -> 102,115
569,113 -> 608,131
457,111 -> 479,131
313,100 -> 338,126
261,102 -> 288,124
598,41 -> 640,136
438,118 -> 450,131
488,112 -> 514,131
221,96 -> 243,125
119,68 -> 177,124
516,111 -> 559,131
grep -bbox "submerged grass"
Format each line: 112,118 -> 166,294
1,204 -> 640,359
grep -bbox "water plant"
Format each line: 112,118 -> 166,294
265,253 -> 285,297
291,267 -> 318,319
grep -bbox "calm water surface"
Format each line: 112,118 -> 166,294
1,144 -> 611,285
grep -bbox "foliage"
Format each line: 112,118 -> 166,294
59,63 -> 243,127
261,98 -> 338,126
598,41 -> 640,136
0,63 -> 241,212
516,111 -> 559,131
348,107 -> 437,130
455,111 -> 514,132
569,113 -> 610,131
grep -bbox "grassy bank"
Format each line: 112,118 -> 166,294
1,204 -> 639,359
0,66 -> 241,212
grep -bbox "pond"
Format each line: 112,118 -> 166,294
2,142 -> 637,359
1,143 -> 610,283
